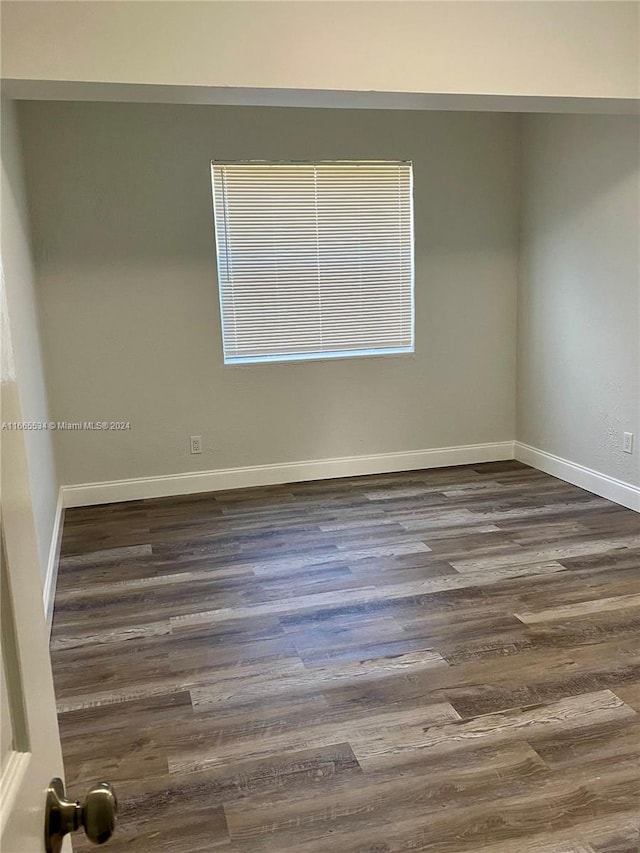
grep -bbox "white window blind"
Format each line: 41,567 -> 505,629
211,161 -> 414,364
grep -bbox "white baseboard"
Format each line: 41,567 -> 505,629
515,442 -> 640,513
43,488 -> 64,633
61,441 -> 516,508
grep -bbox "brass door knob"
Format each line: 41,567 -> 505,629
45,777 -> 117,852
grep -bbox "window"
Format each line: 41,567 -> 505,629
211,161 -> 414,364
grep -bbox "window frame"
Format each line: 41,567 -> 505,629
211,159 -> 416,366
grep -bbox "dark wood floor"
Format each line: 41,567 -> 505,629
50,462 -> 640,853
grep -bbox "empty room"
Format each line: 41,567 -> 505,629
1,2 -> 639,851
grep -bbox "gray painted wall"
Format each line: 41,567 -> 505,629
18,102 -> 519,486
518,113 -> 640,487
1,98 -> 59,582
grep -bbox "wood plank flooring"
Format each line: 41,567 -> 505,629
50,462 -> 640,852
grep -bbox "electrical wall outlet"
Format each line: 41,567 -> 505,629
190,435 -> 202,455
622,432 -> 634,454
